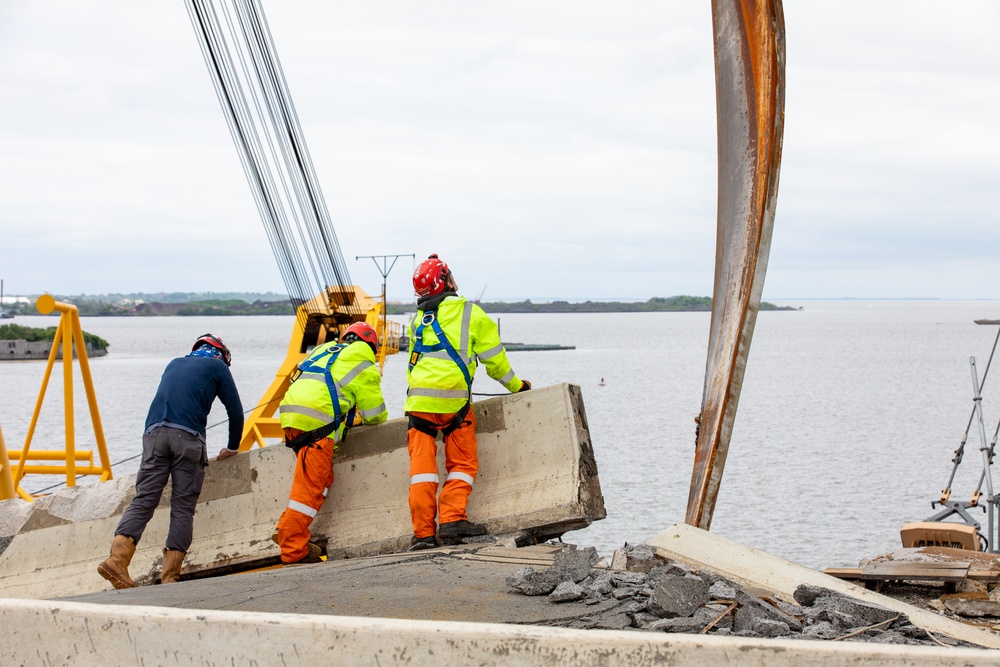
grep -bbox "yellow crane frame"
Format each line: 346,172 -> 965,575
9,295 -> 113,500
238,284 -> 401,450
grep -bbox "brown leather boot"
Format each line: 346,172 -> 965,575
160,548 -> 186,584
97,535 -> 138,589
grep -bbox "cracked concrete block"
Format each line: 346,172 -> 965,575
505,567 -> 560,596
942,597 -> 1000,618
622,544 -> 669,573
750,617 -> 791,637
793,584 -> 833,607
611,586 -> 637,600
548,581 -> 586,603
611,571 -> 646,587
648,574 -> 710,619
550,545 -> 598,583
644,616 -> 706,633
734,592 -> 802,633
708,580 -> 737,600
801,621 -> 839,640
594,611 -> 632,630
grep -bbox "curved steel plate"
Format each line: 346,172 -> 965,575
685,0 -> 785,529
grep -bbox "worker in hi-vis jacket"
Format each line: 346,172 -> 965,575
274,322 -> 388,565
405,254 -> 531,550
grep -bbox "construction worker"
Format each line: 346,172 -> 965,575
97,334 -> 244,589
406,254 -> 531,550
274,322 -> 388,565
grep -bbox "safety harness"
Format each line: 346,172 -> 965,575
284,343 -> 350,455
407,310 -> 473,437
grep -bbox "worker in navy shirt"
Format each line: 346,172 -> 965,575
97,334 -> 244,589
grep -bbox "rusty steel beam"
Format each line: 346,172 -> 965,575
685,0 -> 785,529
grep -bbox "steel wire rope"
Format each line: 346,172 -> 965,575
187,0 -> 308,310
228,0 -> 329,304
186,0 -> 353,317
236,0 -> 352,303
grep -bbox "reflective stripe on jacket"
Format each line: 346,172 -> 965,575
405,295 -> 521,414
279,340 -> 388,442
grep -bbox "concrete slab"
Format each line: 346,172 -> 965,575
649,523 -> 1000,649
2,597 -> 996,667
59,543 -> 626,625
0,383 -> 604,599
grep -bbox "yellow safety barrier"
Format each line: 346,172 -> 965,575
13,295 -> 112,499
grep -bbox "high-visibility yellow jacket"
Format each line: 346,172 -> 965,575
405,295 -> 522,414
279,340 -> 388,444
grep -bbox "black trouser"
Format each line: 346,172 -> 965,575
116,426 -> 207,552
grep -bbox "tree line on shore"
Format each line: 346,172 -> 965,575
1,293 -> 796,318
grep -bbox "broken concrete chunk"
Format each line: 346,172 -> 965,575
708,580 -> 737,600
505,567 -> 561,596
942,597 -> 1000,618
611,571 -> 646,588
801,621 -> 839,640
734,592 -> 803,633
644,616 -> 706,633
550,545 -> 599,583
549,581 -> 586,603
621,543 -> 670,573
648,574 -> 710,619
749,617 -> 791,638
792,584 -> 834,607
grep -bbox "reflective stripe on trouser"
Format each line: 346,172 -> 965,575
406,409 -> 478,538
276,427 -> 334,563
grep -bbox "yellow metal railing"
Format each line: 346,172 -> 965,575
13,295 -> 112,499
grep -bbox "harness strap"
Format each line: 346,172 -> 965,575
285,344 -> 347,455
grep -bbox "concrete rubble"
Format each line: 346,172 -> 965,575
505,543 -> 981,648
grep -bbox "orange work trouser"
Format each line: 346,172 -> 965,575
276,427 -> 335,563
407,409 -> 478,539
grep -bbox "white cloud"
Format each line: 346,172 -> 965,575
0,1 -> 998,300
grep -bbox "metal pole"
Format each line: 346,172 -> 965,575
356,254 -> 414,370
970,357 -> 995,550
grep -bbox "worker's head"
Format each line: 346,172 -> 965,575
342,322 -> 379,355
192,333 -> 232,366
412,253 -> 455,297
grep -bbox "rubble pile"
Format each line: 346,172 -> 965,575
504,544 -> 970,647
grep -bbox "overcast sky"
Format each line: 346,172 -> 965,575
1,2 -> 998,302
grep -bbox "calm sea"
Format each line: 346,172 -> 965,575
3,300 -> 1000,570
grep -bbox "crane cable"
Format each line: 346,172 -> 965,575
185,0 -> 358,325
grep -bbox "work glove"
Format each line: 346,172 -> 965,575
518,379 -> 532,392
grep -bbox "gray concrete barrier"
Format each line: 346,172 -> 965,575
0,383 -> 604,599
1,598 -> 994,667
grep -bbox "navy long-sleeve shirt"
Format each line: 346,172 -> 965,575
144,355 -> 245,451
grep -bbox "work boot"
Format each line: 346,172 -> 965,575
437,520 -> 487,544
160,548 -> 186,584
408,536 -> 438,551
282,554 -> 323,566
271,531 -> 324,560
97,534 -> 138,589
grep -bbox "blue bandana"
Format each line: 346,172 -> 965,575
188,344 -> 222,361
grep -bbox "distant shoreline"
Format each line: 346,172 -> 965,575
0,293 -> 800,317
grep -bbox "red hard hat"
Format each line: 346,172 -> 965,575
412,253 -> 450,298
343,322 -> 379,354
193,333 -> 231,367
